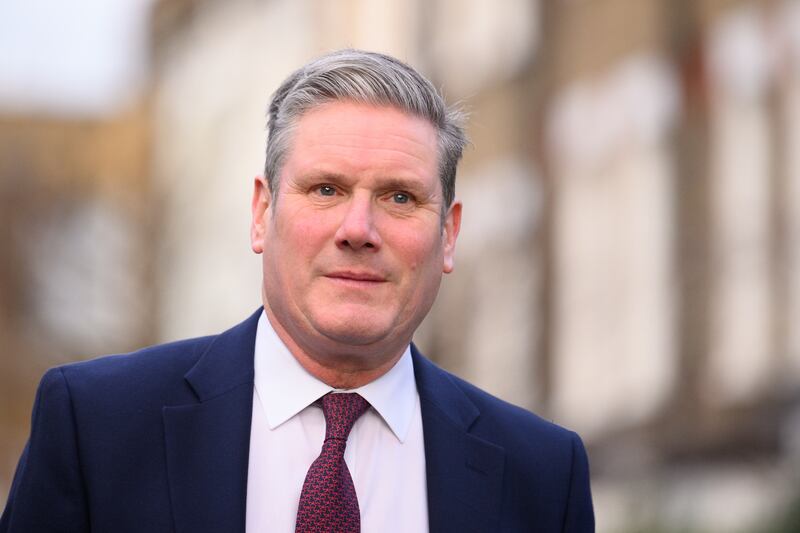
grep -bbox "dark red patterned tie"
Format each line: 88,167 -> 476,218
295,392 -> 370,533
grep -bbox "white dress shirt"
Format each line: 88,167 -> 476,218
245,311 -> 429,532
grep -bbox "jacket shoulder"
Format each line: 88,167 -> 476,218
56,335 -> 217,407
448,370 -> 579,447
61,335 -> 215,374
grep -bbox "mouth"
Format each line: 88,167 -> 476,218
324,270 -> 387,284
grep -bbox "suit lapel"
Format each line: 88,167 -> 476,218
412,346 -> 506,533
163,310 -> 260,533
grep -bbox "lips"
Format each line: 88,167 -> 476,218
324,270 -> 387,283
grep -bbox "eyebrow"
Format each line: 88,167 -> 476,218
294,171 -> 358,187
377,177 -> 430,194
298,171 -> 431,194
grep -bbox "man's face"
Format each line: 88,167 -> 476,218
251,102 -> 461,368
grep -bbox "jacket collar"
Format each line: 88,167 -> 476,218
183,309 -> 260,401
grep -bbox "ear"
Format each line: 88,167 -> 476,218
250,175 -> 272,254
442,199 -> 462,274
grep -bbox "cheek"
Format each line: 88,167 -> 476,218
387,225 -> 444,273
275,208 -> 333,258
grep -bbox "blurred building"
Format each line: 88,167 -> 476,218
2,0 -> 800,531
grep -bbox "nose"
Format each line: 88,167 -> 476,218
334,194 -> 382,251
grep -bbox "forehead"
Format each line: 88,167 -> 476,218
285,101 -> 439,178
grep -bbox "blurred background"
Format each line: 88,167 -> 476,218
1,0 -> 799,531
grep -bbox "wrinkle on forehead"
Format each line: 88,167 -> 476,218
287,104 -> 439,180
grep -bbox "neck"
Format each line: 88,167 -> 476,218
291,350 -> 403,389
263,307 -> 406,389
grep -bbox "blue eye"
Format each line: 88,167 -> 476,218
318,185 -> 336,196
393,192 -> 410,204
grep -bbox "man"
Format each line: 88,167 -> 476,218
1,49 -> 594,532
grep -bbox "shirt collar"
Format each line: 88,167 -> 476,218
253,310 -> 417,443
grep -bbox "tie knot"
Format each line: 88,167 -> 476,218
321,392 -> 370,440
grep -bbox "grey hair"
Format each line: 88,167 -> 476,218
264,49 -> 467,213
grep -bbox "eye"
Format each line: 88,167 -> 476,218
392,192 -> 411,204
316,184 -> 337,196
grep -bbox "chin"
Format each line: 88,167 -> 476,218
319,325 -> 390,347
311,315 -> 396,348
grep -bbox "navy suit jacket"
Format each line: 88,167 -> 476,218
1,309 -> 594,532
